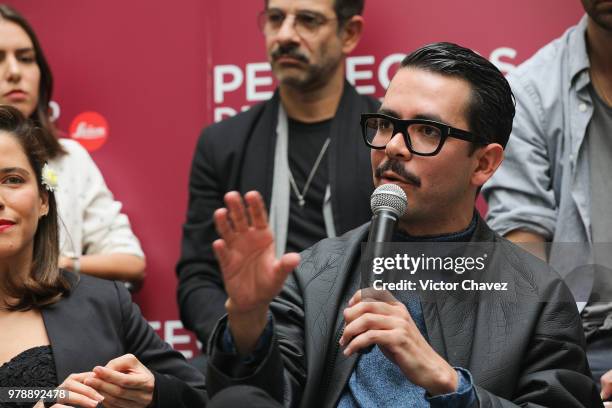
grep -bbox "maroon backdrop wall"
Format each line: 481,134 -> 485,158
8,0 -> 584,356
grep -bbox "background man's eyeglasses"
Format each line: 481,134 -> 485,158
257,9 -> 337,38
361,113 -> 490,156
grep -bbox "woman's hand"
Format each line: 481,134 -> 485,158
83,354 -> 155,408
50,371 -> 104,408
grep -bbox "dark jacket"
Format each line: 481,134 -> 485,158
42,272 -> 207,408
177,82 -> 380,347
207,216 -> 601,408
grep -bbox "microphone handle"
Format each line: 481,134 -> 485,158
358,209 -> 399,354
366,209 -> 399,258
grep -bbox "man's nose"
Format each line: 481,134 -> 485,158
275,14 -> 300,43
385,132 -> 412,160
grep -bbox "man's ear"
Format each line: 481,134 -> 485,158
39,190 -> 49,218
340,15 -> 363,55
471,143 -> 504,188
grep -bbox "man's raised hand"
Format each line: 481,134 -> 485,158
213,191 -> 300,355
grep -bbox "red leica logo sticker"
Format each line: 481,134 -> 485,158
69,111 -> 109,152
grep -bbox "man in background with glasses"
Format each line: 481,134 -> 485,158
204,42 -> 599,407
177,0 -> 379,368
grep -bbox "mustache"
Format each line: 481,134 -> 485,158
271,44 -> 309,64
375,159 -> 421,188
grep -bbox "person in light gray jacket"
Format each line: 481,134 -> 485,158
482,2 -> 612,397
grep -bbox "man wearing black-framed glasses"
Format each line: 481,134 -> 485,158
178,0 -> 379,369
361,113 -> 490,156
205,42 -> 600,408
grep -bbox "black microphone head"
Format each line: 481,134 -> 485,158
370,184 -> 408,217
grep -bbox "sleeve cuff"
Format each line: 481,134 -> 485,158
427,367 -> 477,407
220,313 -> 274,365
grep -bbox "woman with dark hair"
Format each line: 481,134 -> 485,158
0,105 -> 206,407
0,4 -> 146,285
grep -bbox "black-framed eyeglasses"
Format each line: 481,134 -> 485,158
257,9 -> 337,38
361,113 -> 490,156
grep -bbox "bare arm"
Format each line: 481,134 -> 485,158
504,230 -> 547,261
60,254 -> 145,283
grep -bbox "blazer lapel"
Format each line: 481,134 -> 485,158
318,224 -> 369,408
41,273 -> 121,383
422,215 -> 497,369
42,301 -> 101,383
422,293 -> 478,369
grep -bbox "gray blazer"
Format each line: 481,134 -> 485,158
207,215 -> 600,407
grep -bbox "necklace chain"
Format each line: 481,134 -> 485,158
288,137 -> 331,207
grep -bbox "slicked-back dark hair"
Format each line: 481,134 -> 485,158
0,4 -> 65,159
0,105 -> 71,311
400,42 -> 515,149
264,0 -> 365,24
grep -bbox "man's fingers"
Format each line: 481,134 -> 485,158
225,191 -> 249,232
274,253 -> 300,284
212,239 -> 230,267
214,208 -> 233,239
363,288 -> 398,303
342,329 -> 389,356
340,313 -> 397,347
343,299 -> 401,324
279,253 -> 300,274
601,369 -> 612,400
245,191 -> 268,229
348,289 -> 398,308
348,290 -> 362,307
268,253 -> 300,292
602,387 -> 612,402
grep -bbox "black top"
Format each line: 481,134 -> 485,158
393,212 -> 478,242
0,345 -> 56,408
286,117 -> 332,253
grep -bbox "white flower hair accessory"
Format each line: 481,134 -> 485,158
41,163 -> 58,192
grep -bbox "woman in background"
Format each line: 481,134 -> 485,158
0,4 -> 145,285
0,105 -> 206,408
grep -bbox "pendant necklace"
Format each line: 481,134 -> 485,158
288,137 -> 331,207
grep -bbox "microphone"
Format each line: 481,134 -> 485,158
357,184 -> 407,354
367,183 -> 408,257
